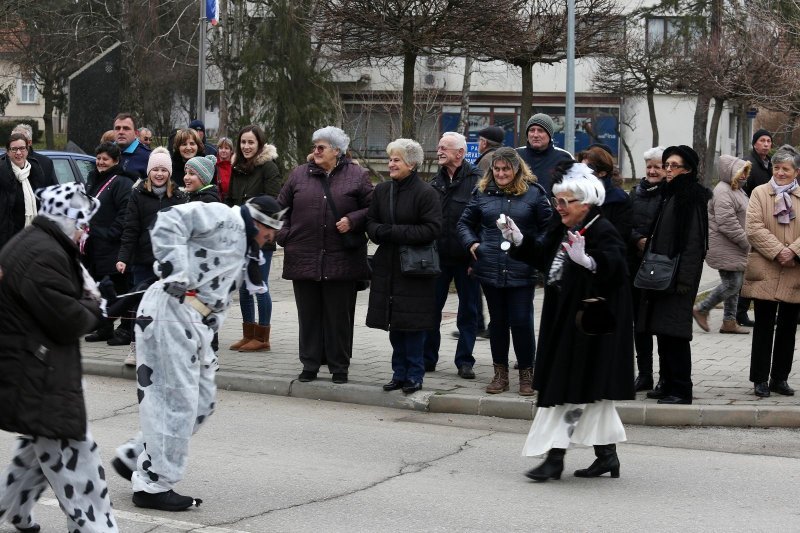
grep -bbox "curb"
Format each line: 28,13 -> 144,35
83,359 -> 800,428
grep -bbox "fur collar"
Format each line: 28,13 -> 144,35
232,144 -> 278,168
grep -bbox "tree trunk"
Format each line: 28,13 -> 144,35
787,111 -> 799,148
704,96 -> 725,186
42,82 -> 54,149
457,56 -> 473,135
692,92 -> 711,184
646,86 -> 659,147
518,61 -> 533,146
401,50 -> 418,138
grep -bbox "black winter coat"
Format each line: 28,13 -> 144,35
0,155 -> 48,250
516,142 -> 573,194
187,184 -> 221,203
512,209 -> 634,407
84,165 -> 134,277
120,140 -> 152,179
457,179 -> 552,288
29,149 -> 57,186
118,181 -> 186,267
430,161 -> 483,264
600,177 -> 633,248
744,149 -> 772,196
628,177 -> 665,273
637,173 -> 711,340
366,172 -> 442,331
0,217 -> 101,439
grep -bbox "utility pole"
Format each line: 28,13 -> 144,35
565,0 -> 575,155
197,0 -> 207,123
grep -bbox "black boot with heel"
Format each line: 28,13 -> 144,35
524,448 -> 565,482
574,444 -> 620,478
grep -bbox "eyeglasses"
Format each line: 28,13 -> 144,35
312,144 -> 330,153
8,147 -> 27,153
551,197 -> 580,209
662,162 -> 685,170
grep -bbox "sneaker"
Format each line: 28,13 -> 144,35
124,343 -> 136,367
132,489 -> 199,511
457,365 -> 475,379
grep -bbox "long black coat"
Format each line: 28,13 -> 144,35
513,208 -> 634,407
0,155 -> 48,250
366,172 -> 442,331
118,181 -> 186,267
637,174 -> 710,340
84,165 -> 134,277
0,217 -> 101,439
628,177 -> 665,272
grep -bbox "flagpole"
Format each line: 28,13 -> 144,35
197,0 -> 207,123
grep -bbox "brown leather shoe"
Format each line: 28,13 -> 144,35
229,322 -> 255,350
692,307 -> 710,332
719,319 -> 750,334
238,325 -> 271,352
486,364 -> 509,394
518,367 -> 534,396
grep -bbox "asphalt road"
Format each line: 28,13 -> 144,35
1,376 -> 798,532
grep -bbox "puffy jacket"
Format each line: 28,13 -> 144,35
227,144 -> 282,206
457,179 -> 552,288
0,155 -> 48,250
0,217 -> 101,439
277,158 -> 373,281
84,165 -> 134,277
187,183 -> 221,203
429,161 -> 483,264
516,142 -> 573,194
706,156 -> 750,271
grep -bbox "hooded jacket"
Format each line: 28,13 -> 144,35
227,144 -> 281,206
706,155 -> 750,271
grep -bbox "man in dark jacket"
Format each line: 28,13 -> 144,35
189,119 -> 218,156
0,182 -> 119,532
423,132 -> 483,379
474,125 -> 504,172
114,112 -> 152,179
516,112 -> 573,194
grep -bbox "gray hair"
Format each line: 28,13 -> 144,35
440,131 -> 467,151
772,144 -> 800,169
386,138 -> 424,168
552,162 -> 606,206
12,123 -> 33,142
312,126 -> 350,153
139,127 -> 153,135
643,146 -> 665,162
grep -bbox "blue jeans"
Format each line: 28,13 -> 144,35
239,249 -> 273,325
389,330 -> 426,384
423,263 -> 479,369
481,284 -> 535,368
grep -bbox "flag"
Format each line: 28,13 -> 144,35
206,0 -> 219,26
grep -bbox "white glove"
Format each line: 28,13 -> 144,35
562,231 -> 596,271
79,264 -> 102,302
496,215 -> 523,246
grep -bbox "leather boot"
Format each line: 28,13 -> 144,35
574,444 -> 620,478
518,367 -> 534,396
646,378 -> 666,399
525,448 -> 565,481
634,373 -> 654,391
229,322 -> 255,350
239,325 -> 271,352
485,364 -> 509,394
719,319 -> 750,334
692,306 -> 710,332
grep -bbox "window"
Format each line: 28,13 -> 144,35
645,16 -> 697,52
18,79 -> 38,104
52,159 -> 74,184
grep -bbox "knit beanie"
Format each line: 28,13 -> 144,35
490,146 -> 521,173
147,146 -> 172,176
35,182 -> 100,236
525,113 -> 556,139
185,154 -> 217,185
752,128 -> 772,146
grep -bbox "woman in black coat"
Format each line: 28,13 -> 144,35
457,147 -> 552,396
366,138 -> 442,394
0,132 -> 47,250
637,145 -> 710,405
507,161 -> 634,482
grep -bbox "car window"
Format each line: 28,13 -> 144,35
52,159 -> 75,184
74,159 -> 95,184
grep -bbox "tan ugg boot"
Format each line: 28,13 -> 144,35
692,306 -> 710,332
519,367 -> 534,396
486,364 -> 509,394
238,325 -> 271,352
229,322 -> 255,350
719,319 -> 750,334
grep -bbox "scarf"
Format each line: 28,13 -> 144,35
11,160 -> 35,227
769,178 -> 798,225
152,184 -> 167,198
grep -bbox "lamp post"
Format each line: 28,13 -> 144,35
197,0 -> 207,123
565,0 -> 575,155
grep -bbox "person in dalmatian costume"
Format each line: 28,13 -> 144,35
112,195 -> 286,511
0,182 -> 119,532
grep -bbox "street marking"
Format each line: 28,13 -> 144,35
40,497 -> 251,532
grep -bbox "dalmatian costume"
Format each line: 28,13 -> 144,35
115,201 -> 273,508
0,183 -> 119,532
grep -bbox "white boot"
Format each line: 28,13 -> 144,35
124,342 -> 136,367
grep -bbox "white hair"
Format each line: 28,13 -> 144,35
643,146 -> 665,162
12,123 -> 33,141
312,126 -> 350,153
440,131 -> 467,151
386,138 -> 424,168
552,162 -> 606,206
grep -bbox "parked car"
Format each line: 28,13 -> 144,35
39,150 -> 96,184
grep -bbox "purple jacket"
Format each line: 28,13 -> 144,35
277,158 -> 373,281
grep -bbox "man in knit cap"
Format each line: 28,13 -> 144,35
516,112 -> 573,194
183,154 -> 221,202
112,195 -> 286,511
744,128 -> 773,196
0,182 -> 119,532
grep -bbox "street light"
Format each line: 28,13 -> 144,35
565,0 -> 575,155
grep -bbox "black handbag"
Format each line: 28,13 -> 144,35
634,251 -> 680,291
390,180 -> 440,278
575,297 -> 616,336
319,176 -> 368,250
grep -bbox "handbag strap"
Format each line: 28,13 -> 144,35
389,180 -> 396,224
319,176 -> 342,222
94,175 -> 117,198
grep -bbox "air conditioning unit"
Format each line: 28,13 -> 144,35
423,72 -> 444,88
426,56 -> 445,70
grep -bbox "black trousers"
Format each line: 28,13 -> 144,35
632,285 -> 658,375
293,280 -> 357,374
749,299 -> 800,383
656,334 -> 692,399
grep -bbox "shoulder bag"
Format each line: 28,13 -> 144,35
390,180 -> 440,278
633,208 -> 679,291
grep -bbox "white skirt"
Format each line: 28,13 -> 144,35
522,400 -> 626,457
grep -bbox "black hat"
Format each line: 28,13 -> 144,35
587,143 -> 614,156
189,119 -> 205,132
477,126 -> 505,144
662,145 -> 699,173
751,128 -> 772,146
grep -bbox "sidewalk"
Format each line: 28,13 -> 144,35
81,251 -> 800,428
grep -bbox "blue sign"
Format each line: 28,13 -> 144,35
465,142 -> 480,163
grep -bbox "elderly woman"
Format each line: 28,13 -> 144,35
366,138 -> 441,394
693,155 -> 751,335
505,161 -> 633,481
457,147 -> 552,395
170,128 -> 205,189
226,125 -> 282,352
637,145 -> 710,405
630,147 -> 667,392
278,127 -> 373,384
0,132 -> 47,250
742,145 -> 800,398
